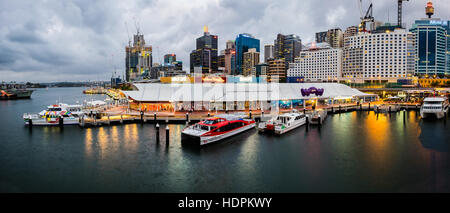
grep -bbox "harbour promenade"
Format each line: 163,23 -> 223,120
79,101 -> 422,127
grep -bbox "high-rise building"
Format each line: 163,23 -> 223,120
326,28 -> 344,48
410,13 -> 450,77
264,44 -> 274,63
164,54 -> 176,64
342,28 -> 415,83
235,33 -> 260,75
125,32 -> 152,82
226,40 -> 235,49
218,52 -> 226,70
344,26 -> 358,38
223,40 -> 236,75
253,63 -> 269,77
267,58 -> 285,82
243,48 -> 260,76
287,45 -> 342,82
190,26 -> 218,73
273,34 -> 302,79
315,31 -> 328,43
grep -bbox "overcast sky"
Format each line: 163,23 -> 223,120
1,0 -> 449,82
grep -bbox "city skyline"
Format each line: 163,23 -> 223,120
1,0 -> 449,82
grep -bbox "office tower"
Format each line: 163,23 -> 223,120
288,46 -> 342,82
125,32 -> 152,82
267,58 -> 285,82
326,28 -> 344,48
164,54 -> 176,64
343,28 -> 415,83
243,48 -> 260,76
253,64 -> 269,77
315,31 -> 328,43
410,4 -> 449,77
273,34 -> 302,79
189,26 -> 218,73
223,40 -> 236,75
264,44 -> 274,63
219,52 -> 226,70
235,33 -> 260,75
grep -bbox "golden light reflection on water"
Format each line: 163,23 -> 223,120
122,124 -> 138,153
111,126 -> 119,143
97,127 -> 109,159
85,128 -> 93,157
363,112 -> 392,173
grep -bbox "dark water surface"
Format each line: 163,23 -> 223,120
0,87 -> 449,192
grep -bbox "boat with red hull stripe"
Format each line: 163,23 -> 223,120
181,113 -> 255,146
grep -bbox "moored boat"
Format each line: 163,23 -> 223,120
0,90 -> 17,100
181,113 -> 255,146
23,103 -> 85,126
257,109 -> 306,135
420,97 -> 449,119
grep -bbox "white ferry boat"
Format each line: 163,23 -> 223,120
420,97 -> 449,119
257,110 -> 306,135
181,113 -> 256,146
23,103 -> 85,126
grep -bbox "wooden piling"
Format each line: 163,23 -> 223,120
156,123 -> 160,143
166,125 -> 169,146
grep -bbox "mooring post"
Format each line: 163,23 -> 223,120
403,109 -> 406,124
154,113 -> 157,122
208,112 -> 210,117
318,115 -> 321,126
303,108 -> 306,114
360,103 -> 362,111
140,111 -> 144,124
166,125 -> 170,146
120,114 -> 123,124
389,106 -> 391,114
368,102 -> 371,110
156,123 -> 160,143
81,115 -> 85,127
186,112 -> 189,123
261,111 -> 264,119
28,116 -> 33,127
249,110 -> 252,119
339,105 -> 341,114
107,115 -> 110,125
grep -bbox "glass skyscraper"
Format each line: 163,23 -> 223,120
235,33 -> 260,75
190,28 -> 218,73
410,19 -> 450,77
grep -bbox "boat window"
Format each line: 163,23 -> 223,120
199,125 -> 210,131
48,108 -> 61,111
203,119 -> 219,125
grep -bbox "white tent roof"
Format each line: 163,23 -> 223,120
123,83 -> 375,102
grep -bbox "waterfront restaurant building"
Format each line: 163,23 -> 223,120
123,83 -> 377,112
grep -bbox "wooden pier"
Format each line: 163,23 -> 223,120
78,103 -> 422,128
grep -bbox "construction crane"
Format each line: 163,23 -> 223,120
398,0 -> 409,28
358,0 -> 374,32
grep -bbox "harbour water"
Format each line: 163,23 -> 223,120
0,87 -> 448,192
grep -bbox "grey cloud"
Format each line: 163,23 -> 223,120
0,0 -> 449,82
